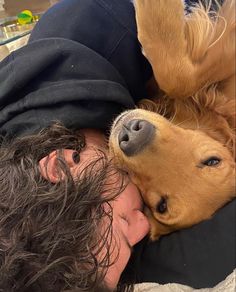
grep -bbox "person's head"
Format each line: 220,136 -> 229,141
0,122 -> 149,291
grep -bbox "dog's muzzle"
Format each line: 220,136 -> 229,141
118,119 -> 155,156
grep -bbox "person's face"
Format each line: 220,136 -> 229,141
104,182 -> 150,288
71,130 -> 150,289
39,129 -> 150,289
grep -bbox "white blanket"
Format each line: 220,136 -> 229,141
134,269 -> 235,292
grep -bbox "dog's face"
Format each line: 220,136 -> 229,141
109,109 -> 235,240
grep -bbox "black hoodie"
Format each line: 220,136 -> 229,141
0,0 -> 152,138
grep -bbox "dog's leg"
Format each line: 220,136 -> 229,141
134,0 -> 235,99
135,0 -> 198,98
198,0 -> 235,91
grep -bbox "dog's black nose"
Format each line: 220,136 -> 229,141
118,119 -> 155,156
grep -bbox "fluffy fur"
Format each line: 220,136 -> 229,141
109,0 -> 235,240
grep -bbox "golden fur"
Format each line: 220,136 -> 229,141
109,0 -> 235,240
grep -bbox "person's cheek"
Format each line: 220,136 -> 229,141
104,221 -> 132,289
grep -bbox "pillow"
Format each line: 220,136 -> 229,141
122,199 -> 236,289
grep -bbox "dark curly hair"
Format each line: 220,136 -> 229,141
0,123 -> 133,292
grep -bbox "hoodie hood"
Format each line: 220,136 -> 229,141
0,38 -> 135,138
29,0 -> 152,100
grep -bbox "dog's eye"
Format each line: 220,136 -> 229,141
156,197 -> 167,214
202,156 -> 221,167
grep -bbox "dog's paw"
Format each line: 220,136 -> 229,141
134,0 -> 186,63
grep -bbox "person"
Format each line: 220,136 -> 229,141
0,0 -> 235,291
0,0 -> 152,291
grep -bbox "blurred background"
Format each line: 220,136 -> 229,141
0,0 -> 59,59
0,0 -> 58,17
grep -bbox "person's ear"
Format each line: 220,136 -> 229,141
39,150 -> 62,183
39,149 -> 80,183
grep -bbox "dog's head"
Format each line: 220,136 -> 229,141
109,109 -> 235,240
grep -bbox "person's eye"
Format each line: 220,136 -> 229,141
72,151 -> 80,164
156,196 -> 168,214
202,156 -> 221,167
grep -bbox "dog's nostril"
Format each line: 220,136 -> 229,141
118,127 -> 130,145
123,133 -> 129,142
130,120 -> 141,131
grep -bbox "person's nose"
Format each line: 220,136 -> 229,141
118,119 -> 155,156
128,210 -> 150,246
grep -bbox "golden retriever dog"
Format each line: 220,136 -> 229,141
109,0 -> 235,240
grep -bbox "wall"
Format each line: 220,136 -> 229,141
1,0 -> 58,17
